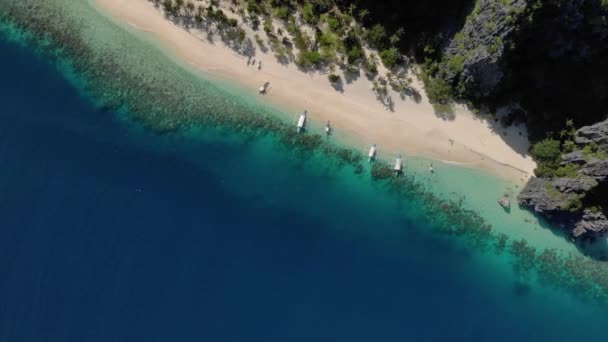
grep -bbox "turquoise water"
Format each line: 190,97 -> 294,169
1,1 -> 608,340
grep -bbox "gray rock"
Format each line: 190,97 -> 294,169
439,0 -> 528,98
574,120 -> 608,146
518,177 -> 563,213
561,150 -> 586,165
573,210 -> 608,237
579,159 -> 608,181
552,177 -> 598,194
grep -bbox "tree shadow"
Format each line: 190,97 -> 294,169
343,67 -> 361,84
330,79 -> 344,93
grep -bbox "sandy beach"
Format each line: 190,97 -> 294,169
93,0 -> 536,184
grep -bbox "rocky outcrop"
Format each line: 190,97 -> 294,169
519,119 -> 608,240
439,0 -> 529,98
573,210 -> 608,238
575,120 -> 608,146
579,158 -> 608,181
552,177 -> 598,194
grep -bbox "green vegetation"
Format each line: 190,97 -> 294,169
424,76 -> 452,105
530,139 -> 562,177
447,55 -> 465,74
362,24 -> 387,49
554,163 -> 579,178
379,48 -> 399,69
582,142 -> 608,160
298,50 -> 322,66
273,5 -> 291,21
301,2 -> 318,24
563,195 -> 584,213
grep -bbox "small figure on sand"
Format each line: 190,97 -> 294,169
325,121 -> 331,136
448,138 -> 454,146
259,81 -> 270,94
251,58 -> 256,66
247,56 -> 251,66
429,162 -> 434,173
258,60 -> 262,70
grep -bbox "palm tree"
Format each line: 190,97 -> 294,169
559,129 -> 567,138
348,3 -> 357,16
389,33 -> 400,46
358,9 -> 369,22
566,118 -> 574,128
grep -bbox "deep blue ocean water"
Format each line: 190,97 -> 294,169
0,33 -> 607,342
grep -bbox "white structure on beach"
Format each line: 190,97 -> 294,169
368,144 -> 377,161
297,110 -> 307,132
394,154 -> 403,174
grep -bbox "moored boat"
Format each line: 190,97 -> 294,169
297,110 -> 307,133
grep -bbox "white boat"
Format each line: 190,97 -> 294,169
394,154 -> 403,175
297,110 -> 307,132
325,121 -> 331,135
259,81 -> 270,94
368,144 -> 377,161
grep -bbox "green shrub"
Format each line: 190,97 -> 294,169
347,46 -> 363,64
531,139 -> 563,177
563,195 -> 583,213
302,3 -> 317,24
425,77 -> 453,104
297,50 -> 322,66
447,55 -> 465,74
554,163 -> 579,178
274,6 -> 290,21
380,48 -> 399,69
363,24 -> 387,48
531,139 -> 562,164
263,17 -> 273,33
326,16 -> 341,32
247,0 -> 263,14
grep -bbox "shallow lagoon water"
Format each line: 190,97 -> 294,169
1,1 -> 608,341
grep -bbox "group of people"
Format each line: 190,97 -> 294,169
247,56 -> 262,70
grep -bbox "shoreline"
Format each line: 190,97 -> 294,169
93,0 -> 536,185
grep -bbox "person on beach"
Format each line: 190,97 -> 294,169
247,56 -> 251,66
251,58 -> 256,66
258,60 -> 262,70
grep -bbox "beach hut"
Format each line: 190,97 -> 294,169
297,110 -> 307,133
368,144 -> 377,161
394,154 -> 403,175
